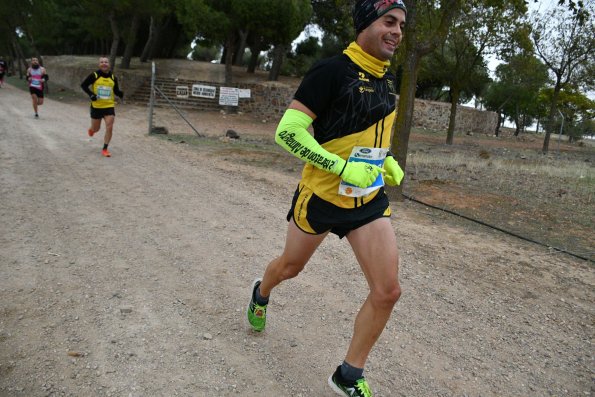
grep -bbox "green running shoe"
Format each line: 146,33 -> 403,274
247,278 -> 267,332
328,366 -> 373,397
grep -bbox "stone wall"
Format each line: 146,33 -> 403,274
42,56 -> 497,135
42,56 -> 150,100
248,84 -> 497,135
409,98 -> 498,135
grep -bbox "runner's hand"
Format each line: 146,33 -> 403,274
340,162 -> 383,188
383,156 -> 404,186
90,95 -> 97,101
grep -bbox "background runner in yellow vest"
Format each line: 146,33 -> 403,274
26,58 -> 48,118
246,1 -> 406,396
81,57 -> 124,158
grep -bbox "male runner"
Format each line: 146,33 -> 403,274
26,58 -> 48,118
80,57 -> 124,157
0,57 -> 7,88
246,1 -> 407,396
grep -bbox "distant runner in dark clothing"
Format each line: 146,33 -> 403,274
0,57 -> 7,88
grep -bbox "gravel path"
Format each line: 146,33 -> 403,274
1,84 -> 593,396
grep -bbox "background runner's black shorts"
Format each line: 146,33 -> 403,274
90,106 -> 115,119
287,183 -> 391,238
29,87 -> 43,98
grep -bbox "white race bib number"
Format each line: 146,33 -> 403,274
97,85 -> 112,99
338,147 -> 388,197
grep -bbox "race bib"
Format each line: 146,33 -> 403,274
31,79 -> 41,87
338,147 -> 388,197
97,85 -> 112,99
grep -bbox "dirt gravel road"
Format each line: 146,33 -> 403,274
1,84 -> 593,397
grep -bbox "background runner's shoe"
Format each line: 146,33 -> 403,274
328,366 -> 373,397
247,278 -> 267,332
88,128 -> 95,137
101,149 -> 111,157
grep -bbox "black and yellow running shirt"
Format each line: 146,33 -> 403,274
81,70 -> 123,109
293,42 -> 397,208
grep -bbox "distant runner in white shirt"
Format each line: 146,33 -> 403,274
26,58 -> 48,118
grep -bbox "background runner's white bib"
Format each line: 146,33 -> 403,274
338,146 -> 388,197
97,85 -> 112,99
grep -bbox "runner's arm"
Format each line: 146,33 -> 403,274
113,76 -> 124,99
275,103 -> 382,188
275,108 -> 343,174
80,74 -> 96,99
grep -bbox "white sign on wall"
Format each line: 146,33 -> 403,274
238,89 -> 251,98
219,87 -> 239,106
176,86 -> 189,98
192,84 -> 217,99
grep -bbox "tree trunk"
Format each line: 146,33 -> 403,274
120,12 -> 141,69
521,113 -> 527,134
247,38 -> 265,73
224,33 -> 235,85
233,30 -> 249,66
389,0 -> 461,197
513,117 -> 521,136
108,12 -> 120,72
140,16 -> 156,62
268,44 -> 286,81
535,118 -> 540,134
12,39 -> 27,79
150,15 -> 173,58
495,112 -> 502,136
11,37 -> 28,78
23,30 -> 43,65
247,47 -> 261,73
446,87 -> 459,145
543,79 -> 562,153
391,50 -> 421,195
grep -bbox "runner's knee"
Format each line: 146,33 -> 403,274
370,281 -> 401,309
278,258 -> 306,280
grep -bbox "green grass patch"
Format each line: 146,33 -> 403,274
5,75 -> 29,91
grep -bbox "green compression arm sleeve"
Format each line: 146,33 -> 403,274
275,109 -> 345,174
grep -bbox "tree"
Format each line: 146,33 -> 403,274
311,0 -> 354,47
484,54 -> 549,136
541,86 -> 595,143
425,29 -> 491,143
390,0 -> 462,195
429,0 -> 527,144
530,3 -> 595,152
265,0 -> 312,81
283,36 -> 321,77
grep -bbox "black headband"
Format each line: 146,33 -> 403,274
353,0 -> 407,33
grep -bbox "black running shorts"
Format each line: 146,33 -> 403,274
287,182 -> 391,238
29,87 -> 43,98
90,106 -> 115,119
